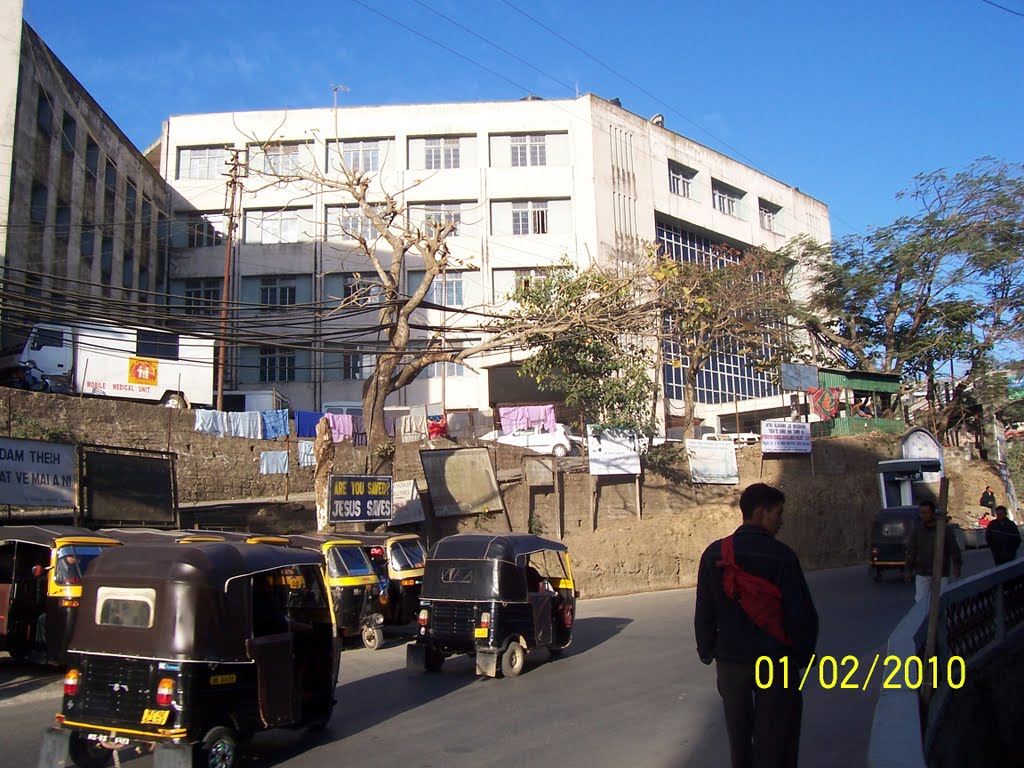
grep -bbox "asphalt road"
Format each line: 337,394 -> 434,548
2,549 -> 994,768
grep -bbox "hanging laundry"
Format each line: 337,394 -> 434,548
225,411 -> 262,439
399,414 -> 428,443
499,404 -> 556,434
385,416 -> 396,438
295,410 -> 324,438
297,440 -> 315,467
325,413 -> 354,443
194,409 -> 227,437
446,412 -> 472,439
807,387 -> 843,422
427,414 -> 448,439
260,451 -> 289,475
261,409 -> 290,439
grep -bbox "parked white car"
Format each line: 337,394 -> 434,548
480,423 -> 584,457
701,432 -> 761,446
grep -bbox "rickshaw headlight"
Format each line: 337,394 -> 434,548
156,678 -> 175,707
417,609 -> 429,627
63,669 -> 79,696
479,611 -> 491,629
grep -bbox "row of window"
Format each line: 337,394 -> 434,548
176,133 -> 559,180
248,347 -> 466,384
666,161 -> 782,233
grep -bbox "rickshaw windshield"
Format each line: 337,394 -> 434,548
54,544 -> 107,585
327,546 -> 373,577
390,539 -> 425,571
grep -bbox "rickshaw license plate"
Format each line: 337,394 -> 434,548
474,628 -> 488,638
141,709 -> 170,725
86,734 -> 131,746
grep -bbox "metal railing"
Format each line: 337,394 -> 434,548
869,559 -> 1024,767
811,416 -> 905,438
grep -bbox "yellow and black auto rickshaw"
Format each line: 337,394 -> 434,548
39,541 -> 339,768
407,533 -> 577,678
287,534 -> 386,650
0,525 -> 121,665
869,506 -> 919,581
346,532 -> 426,627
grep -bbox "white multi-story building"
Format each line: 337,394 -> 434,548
155,95 -> 830,430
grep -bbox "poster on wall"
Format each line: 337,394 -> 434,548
760,421 -> 812,454
685,439 -> 739,485
587,426 -> 642,476
328,474 -> 393,523
0,438 -> 76,508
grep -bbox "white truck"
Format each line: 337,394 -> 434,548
14,319 -> 215,407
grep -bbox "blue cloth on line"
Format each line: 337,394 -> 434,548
260,451 -> 289,475
295,410 -> 324,438
261,409 -> 290,439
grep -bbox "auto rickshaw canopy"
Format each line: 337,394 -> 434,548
0,524 -> 120,549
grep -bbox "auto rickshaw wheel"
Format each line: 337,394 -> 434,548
196,726 -> 239,768
361,625 -> 384,650
501,641 -> 526,678
68,734 -> 113,768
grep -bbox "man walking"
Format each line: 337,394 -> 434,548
904,500 -> 962,602
694,483 -> 819,768
985,505 -> 1021,566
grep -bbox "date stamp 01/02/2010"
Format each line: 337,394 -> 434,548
754,655 -> 966,692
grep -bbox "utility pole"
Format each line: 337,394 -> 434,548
216,149 -> 242,411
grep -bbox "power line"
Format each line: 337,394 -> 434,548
981,0 -> 1024,17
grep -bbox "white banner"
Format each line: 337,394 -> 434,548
587,426 -> 641,476
685,439 -> 739,485
391,479 -> 425,525
0,438 -> 77,507
760,421 -> 812,454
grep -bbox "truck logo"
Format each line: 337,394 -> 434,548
128,357 -> 158,385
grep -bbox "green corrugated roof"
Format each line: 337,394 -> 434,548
818,368 -> 902,393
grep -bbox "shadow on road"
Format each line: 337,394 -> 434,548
565,616 -> 634,656
0,658 -> 61,703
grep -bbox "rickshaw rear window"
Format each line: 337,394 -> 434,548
391,540 -> 425,571
881,522 -> 907,538
54,545 -> 107,586
96,586 -> 156,628
441,567 -> 474,584
328,546 -> 373,577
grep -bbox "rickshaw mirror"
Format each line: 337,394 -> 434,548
32,564 -> 44,578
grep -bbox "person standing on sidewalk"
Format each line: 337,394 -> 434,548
694,483 -> 819,768
985,505 -> 1021,566
904,499 -> 962,602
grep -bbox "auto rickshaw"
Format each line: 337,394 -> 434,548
0,525 -> 121,665
407,533 -> 577,678
345,533 -> 426,627
98,528 -> 232,545
869,506 -> 918,581
286,534 -> 386,650
39,541 -> 339,768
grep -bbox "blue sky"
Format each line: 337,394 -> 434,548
22,0 -> 1024,238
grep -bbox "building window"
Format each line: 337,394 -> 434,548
85,138 -> 99,177
261,143 -> 301,175
340,274 -> 381,305
493,267 -> 547,300
182,212 -> 225,248
55,203 -> 71,241
176,146 -> 225,180
183,278 -> 221,315
340,353 -> 366,380
338,140 -> 380,173
328,206 -> 376,241
244,209 -> 302,244
711,180 -> 744,217
511,135 -> 546,167
408,270 -> 463,306
122,247 -> 134,289
259,347 -> 296,383
100,236 -> 114,285
60,114 -> 76,155
80,226 -> 96,259
125,179 -> 137,220
425,137 -> 460,170
668,161 -> 696,198
30,182 -> 47,225
512,201 -> 548,235
37,89 -> 53,137
759,199 -> 781,233
259,276 -> 297,310
656,218 -> 740,269
423,202 -> 462,234
424,361 -> 466,379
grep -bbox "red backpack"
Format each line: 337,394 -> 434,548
717,535 -> 790,645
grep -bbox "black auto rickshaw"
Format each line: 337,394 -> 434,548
39,541 -> 339,768
870,506 -> 919,581
286,534 -> 386,650
98,528 -> 233,545
407,533 -> 577,678
0,525 -> 121,665
345,533 -> 426,627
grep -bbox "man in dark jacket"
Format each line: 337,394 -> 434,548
980,486 -> 996,512
694,483 -> 819,768
904,500 -> 962,602
986,505 -> 1021,566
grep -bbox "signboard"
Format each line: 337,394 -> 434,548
128,357 -> 159,386
419,448 -> 504,518
1009,372 -> 1024,402
901,427 -> 944,483
328,474 -> 393,523
760,421 -> 812,454
780,363 -> 819,392
587,426 -> 642,476
82,448 -> 177,525
685,439 -> 739,485
0,438 -> 76,508
390,479 -> 425,526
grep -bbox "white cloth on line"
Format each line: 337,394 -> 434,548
260,451 -> 289,475
195,409 -> 227,437
226,411 -> 262,439
297,440 -> 315,467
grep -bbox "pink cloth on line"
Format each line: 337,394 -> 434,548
325,412 -> 354,443
499,405 -> 556,435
